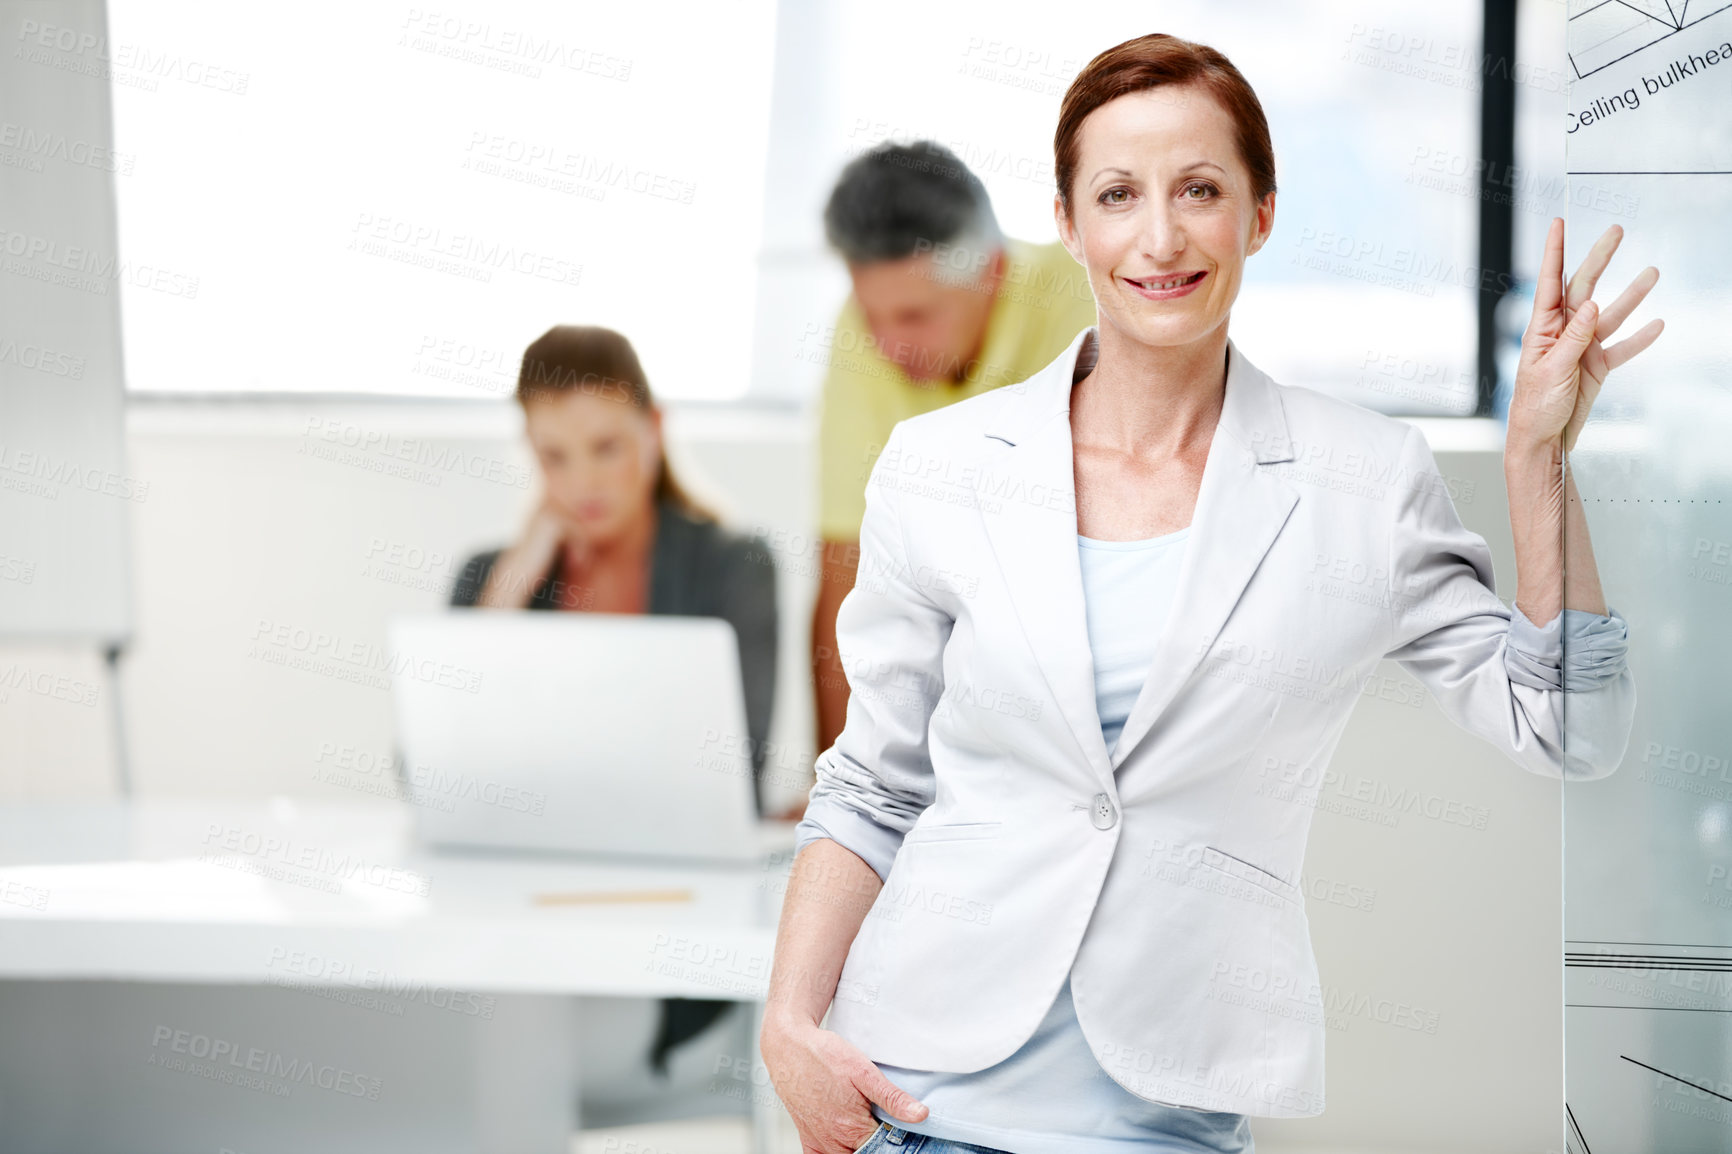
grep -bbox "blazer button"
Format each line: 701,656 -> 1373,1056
1091,792 -> 1117,830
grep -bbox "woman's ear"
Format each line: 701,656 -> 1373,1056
1245,191 -> 1276,258
1054,193 -> 1084,265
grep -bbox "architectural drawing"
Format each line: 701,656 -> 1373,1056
1569,0 -> 1732,78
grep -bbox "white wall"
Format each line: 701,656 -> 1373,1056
0,406 -> 1577,1152
9,400 -> 818,815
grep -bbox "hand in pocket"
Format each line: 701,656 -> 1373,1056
759,1016 -> 927,1154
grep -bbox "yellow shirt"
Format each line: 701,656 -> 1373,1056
815,237 -> 1097,542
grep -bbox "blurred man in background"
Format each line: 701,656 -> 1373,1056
810,140 -> 1097,755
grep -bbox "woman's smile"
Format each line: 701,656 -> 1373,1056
1122,269 -> 1207,300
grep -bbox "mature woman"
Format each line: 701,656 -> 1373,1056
763,33 -> 1654,1154
450,323 -> 782,1076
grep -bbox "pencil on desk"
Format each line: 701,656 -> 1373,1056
532,888 -> 693,905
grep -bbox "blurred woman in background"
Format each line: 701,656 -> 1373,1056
450,323 -> 783,1102
450,323 -> 781,812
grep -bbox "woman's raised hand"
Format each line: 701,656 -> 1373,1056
1510,218 -> 1663,455
476,492 -> 577,608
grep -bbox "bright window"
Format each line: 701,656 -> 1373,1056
110,1 -> 777,400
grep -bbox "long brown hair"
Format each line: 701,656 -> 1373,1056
515,325 -> 715,522
1054,33 -> 1277,220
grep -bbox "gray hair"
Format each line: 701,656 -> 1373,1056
822,140 -> 1003,280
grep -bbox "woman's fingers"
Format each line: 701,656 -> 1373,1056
1592,265 -> 1659,341
1554,300 -> 1601,366
1566,223 -> 1624,313
1532,217 -> 1566,321
852,1061 -> 928,1125
1564,333 -> 1616,449
1602,316 -> 1665,374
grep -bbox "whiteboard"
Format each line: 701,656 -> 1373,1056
0,0 -> 133,644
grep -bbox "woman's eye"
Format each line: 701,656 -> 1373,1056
1184,183 -> 1217,200
1100,187 -> 1132,205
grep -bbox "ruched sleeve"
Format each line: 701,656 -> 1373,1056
1504,602 -> 1631,693
794,421 -> 953,881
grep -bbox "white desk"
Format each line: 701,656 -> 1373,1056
0,798 -> 797,1154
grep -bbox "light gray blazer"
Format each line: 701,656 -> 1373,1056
795,326 -> 1634,1118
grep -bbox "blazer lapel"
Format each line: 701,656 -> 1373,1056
976,329 -> 1115,784
1110,336 -> 1299,769
973,327 -> 1301,791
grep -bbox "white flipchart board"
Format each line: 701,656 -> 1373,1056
0,0 -> 133,645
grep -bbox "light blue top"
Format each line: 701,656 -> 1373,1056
870,527 -> 1254,1154
1072,529 -> 1191,756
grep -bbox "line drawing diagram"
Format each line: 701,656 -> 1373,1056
1568,0 -> 1732,78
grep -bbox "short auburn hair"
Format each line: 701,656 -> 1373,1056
1055,33 -> 1276,219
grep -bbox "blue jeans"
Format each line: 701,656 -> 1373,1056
851,1121 -> 1008,1154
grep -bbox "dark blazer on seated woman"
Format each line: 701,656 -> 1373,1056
449,496 -> 779,1073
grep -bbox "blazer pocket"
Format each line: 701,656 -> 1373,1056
903,820 -> 1003,844
1201,845 -> 1301,904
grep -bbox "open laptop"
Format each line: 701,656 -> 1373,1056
387,611 -> 798,865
